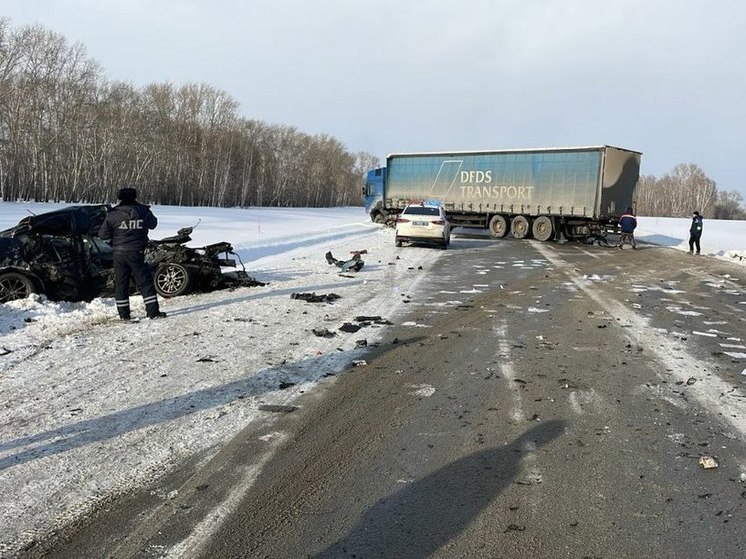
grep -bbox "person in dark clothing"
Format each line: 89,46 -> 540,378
617,207 -> 637,250
99,187 -> 166,320
688,211 -> 703,255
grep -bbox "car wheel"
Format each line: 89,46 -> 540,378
395,238 -> 403,247
0,272 -> 37,303
155,263 -> 192,297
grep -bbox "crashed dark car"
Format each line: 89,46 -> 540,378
0,204 -> 261,304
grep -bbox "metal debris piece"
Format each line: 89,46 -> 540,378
699,455 -> 718,469
312,328 -> 336,338
339,323 -> 362,333
325,251 -> 364,273
291,292 -> 341,303
352,360 -> 367,367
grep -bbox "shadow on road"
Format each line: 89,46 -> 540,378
312,420 -> 566,559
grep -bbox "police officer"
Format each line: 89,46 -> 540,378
688,210 -> 703,255
99,187 -> 166,320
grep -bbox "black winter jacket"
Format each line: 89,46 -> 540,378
690,215 -> 703,237
98,202 -> 158,252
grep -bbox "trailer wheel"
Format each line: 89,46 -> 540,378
488,215 -> 508,238
532,216 -> 553,241
511,215 -> 530,239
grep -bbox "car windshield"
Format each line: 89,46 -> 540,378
403,206 -> 440,216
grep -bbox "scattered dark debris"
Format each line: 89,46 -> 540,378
195,484 -> 209,491
278,381 -> 296,390
350,249 -> 368,255
355,339 -> 368,348
232,317 -> 254,322
352,360 -> 367,367
513,379 -> 527,385
325,251 -> 364,273
258,404 -> 299,413
0,347 -> 12,356
355,315 -> 393,326
339,323 -> 362,333
686,377 -> 697,386
196,357 -> 216,363
24,317 -> 36,323
291,292 -> 341,304
312,328 -> 337,338
597,324 -> 607,329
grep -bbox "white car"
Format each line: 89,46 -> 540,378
395,204 -> 451,249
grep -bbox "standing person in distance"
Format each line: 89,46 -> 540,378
617,206 -> 637,250
99,187 -> 167,320
688,211 -> 703,255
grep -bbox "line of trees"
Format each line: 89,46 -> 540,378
635,163 -> 745,219
2,19 -> 744,218
0,19 -> 379,207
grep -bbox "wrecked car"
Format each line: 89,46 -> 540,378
144,225 -> 263,297
0,204 -> 261,304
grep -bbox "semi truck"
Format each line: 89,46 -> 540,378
363,145 -> 641,241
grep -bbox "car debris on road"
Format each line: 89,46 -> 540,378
325,251 -> 364,273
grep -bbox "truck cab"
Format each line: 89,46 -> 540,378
364,167 -> 386,223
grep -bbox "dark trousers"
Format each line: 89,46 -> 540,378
688,234 -> 701,254
619,232 -> 636,248
113,251 -> 160,318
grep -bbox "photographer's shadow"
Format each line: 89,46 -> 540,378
313,420 -> 565,559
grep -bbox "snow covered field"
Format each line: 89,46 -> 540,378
0,203 -> 744,556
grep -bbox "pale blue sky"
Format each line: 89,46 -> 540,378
3,0 -> 745,198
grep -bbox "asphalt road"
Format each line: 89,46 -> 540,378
34,236 -> 746,558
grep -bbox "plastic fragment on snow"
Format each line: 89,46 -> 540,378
699,456 -> 718,469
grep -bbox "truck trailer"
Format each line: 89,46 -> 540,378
363,145 -> 641,241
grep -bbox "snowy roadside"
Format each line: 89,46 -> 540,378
0,206 -> 443,556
